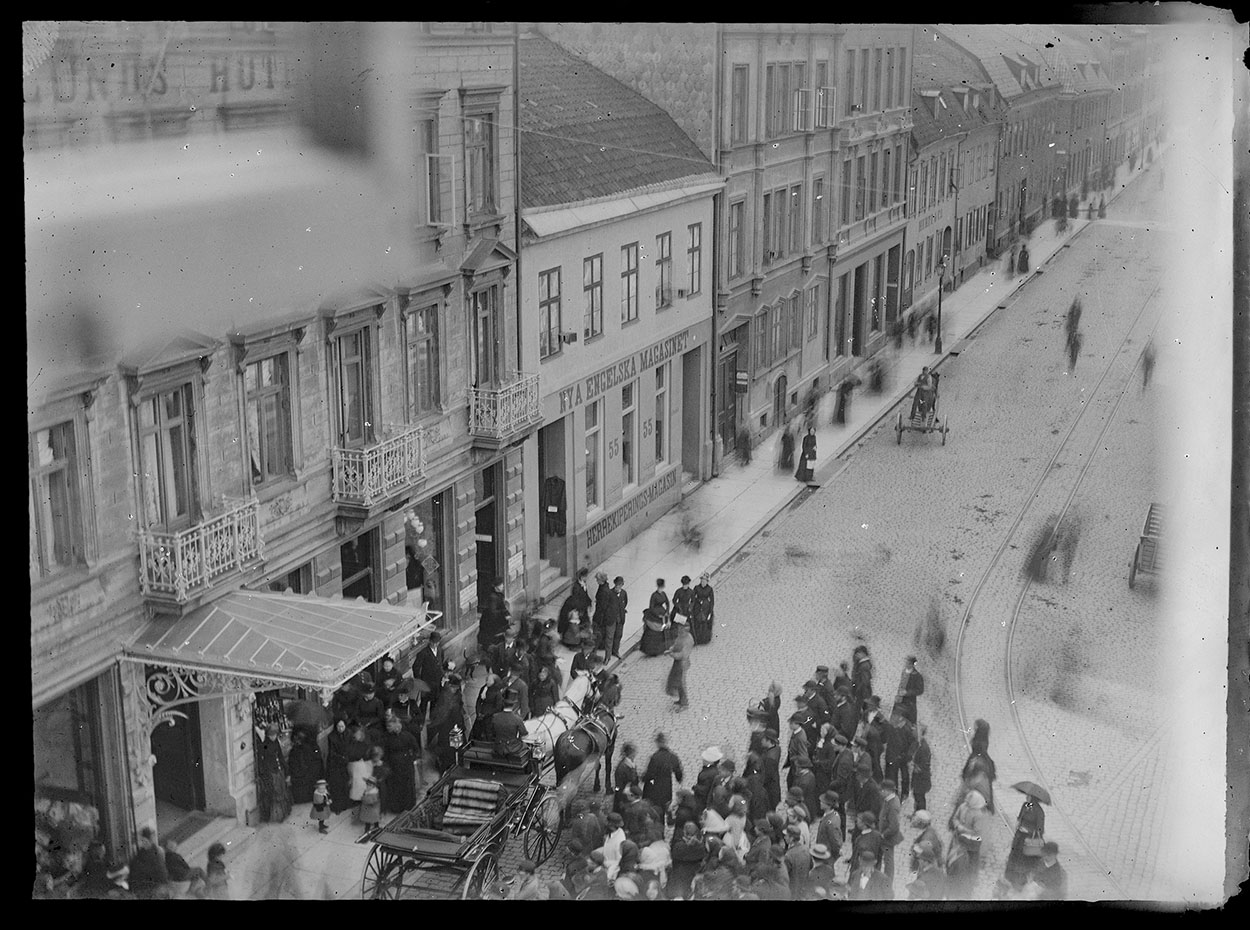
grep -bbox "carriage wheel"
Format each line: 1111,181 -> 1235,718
896,411 -> 903,444
523,793 -> 564,865
361,846 -> 406,900
1128,544 -> 1140,588
461,851 -> 499,901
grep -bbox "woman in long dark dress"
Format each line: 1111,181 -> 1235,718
777,423 -> 796,471
287,724 -> 324,804
795,428 -> 816,482
639,580 -> 671,657
254,723 -> 292,823
1004,795 -> 1046,889
690,573 -> 715,645
380,715 -> 421,813
326,718 -> 354,814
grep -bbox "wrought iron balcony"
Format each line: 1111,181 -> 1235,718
468,371 -> 542,449
332,423 -> 427,508
139,496 -> 264,606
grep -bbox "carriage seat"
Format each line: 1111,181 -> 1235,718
440,777 -> 506,834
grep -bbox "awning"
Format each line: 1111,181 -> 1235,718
122,590 -> 440,696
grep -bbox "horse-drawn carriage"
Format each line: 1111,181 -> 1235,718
896,369 -> 949,445
359,673 -> 618,900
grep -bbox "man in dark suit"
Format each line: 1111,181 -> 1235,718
803,680 -> 831,731
592,571 -> 613,659
895,655 -> 925,720
883,711 -> 917,802
814,665 -> 839,710
848,851 -> 892,900
491,691 -> 527,759
477,578 -> 510,651
830,687 -> 859,744
760,729 -> 783,809
641,732 -> 684,820
609,576 -> 628,659
784,713 -> 812,790
411,631 -> 446,717
846,759 -> 883,846
501,660 -> 530,720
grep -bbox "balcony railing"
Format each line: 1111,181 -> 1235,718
469,371 -> 542,444
139,496 -> 264,605
332,423 -> 427,508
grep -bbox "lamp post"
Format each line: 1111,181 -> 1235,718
935,254 -> 948,354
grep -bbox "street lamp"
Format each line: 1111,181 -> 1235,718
935,254 -> 948,354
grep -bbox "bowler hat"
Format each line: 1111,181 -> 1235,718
787,786 -> 806,803
763,728 -> 779,741
606,812 -> 624,828
820,790 -> 840,808
788,711 -> 807,724
858,849 -> 877,864
855,757 -> 873,773
833,733 -> 849,746
802,679 -> 820,690
815,665 -> 830,674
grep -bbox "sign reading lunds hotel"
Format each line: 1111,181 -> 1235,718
557,328 -> 692,415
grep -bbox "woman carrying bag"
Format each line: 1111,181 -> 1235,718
795,427 -> 817,483
1003,793 -> 1046,890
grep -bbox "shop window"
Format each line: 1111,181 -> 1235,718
403,492 -> 447,622
621,381 -> 637,487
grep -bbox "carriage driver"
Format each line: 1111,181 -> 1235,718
492,688 -> 530,763
910,366 -> 937,420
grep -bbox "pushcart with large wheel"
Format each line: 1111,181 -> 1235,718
1128,502 -> 1163,589
358,740 -> 564,900
896,370 -> 950,445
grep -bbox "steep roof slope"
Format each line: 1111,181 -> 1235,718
518,33 -> 714,210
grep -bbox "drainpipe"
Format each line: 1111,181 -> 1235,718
709,23 -> 723,479
514,22 -> 523,374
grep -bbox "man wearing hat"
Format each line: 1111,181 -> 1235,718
389,679 -> 424,741
803,679 -> 831,731
858,695 -> 887,781
830,686 -> 859,744
815,790 -> 844,861
759,729 -> 782,809
895,655 -> 925,719
662,608 -> 695,709
471,671 -> 505,742
846,758 -> 882,848
908,810 -> 943,872
490,689 -> 527,761
783,822 -> 814,900
814,665 -> 838,708
570,631 -> 598,678
501,659 -> 530,719
791,756 -> 819,822
641,732 -> 684,820
878,777 -> 904,883
592,571 -> 614,659
489,623 -> 522,676
848,850 -> 891,900
792,694 -> 820,746
694,745 -> 723,812
509,859 -> 542,900
911,724 -> 933,813
784,712 -> 812,789
806,844 -> 839,900
829,733 -> 855,833
354,676 -> 385,735
411,631 -> 446,717
906,841 -> 945,900
607,576 -> 629,660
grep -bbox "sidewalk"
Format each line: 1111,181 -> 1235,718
541,148 -> 1165,676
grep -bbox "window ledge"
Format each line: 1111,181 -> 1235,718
253,475 -> 301,504
540,350 -> 564,363
584,332 -> 605,346
620,318 -> 641,330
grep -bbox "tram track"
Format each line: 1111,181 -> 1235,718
951,271 -> 1162,899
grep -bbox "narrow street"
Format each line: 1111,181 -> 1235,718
605,165 -> 1171,900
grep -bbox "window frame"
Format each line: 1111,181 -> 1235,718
728,201 -> 745,280
811,177 -> 825,244
538,267 -> 563,359
29,412 -> 90,579
754,311 -> 770,372
583,253 -> 604,339
400,298 -> 442,418
841,157 -> 853,226
855,154 -> 866,222
806,284 -> 820,340
686,223 -> 702,296
242,352 -> 295,488
463,107 -> 498,218
655,232 -> 673,309
788,185 -> 802,255
585,399 -> 602,513
133,375 -> 204,531
731,64 -> 750,144
654,363 -> 669,465
621,243 -> 639,324
620,380 -> 638,489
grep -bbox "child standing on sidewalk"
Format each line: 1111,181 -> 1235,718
311,778 -> 331,834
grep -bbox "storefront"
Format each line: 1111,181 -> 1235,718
538,321 -> 711,571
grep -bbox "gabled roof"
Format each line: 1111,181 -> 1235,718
910,85 -> 1003,151
935,25 -> 1063,100
118,331 -> 221,376
1005,25 -> 1116,96
518,33 -> 714,209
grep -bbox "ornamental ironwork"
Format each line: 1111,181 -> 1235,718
140,665 -> 336,735
469,370 -> 542,443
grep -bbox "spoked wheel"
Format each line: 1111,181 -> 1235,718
523,793 -> 564,865
361,846 -> 407,900
461,851 -> 499,901
896,411 -> 903,444
1128,544 -> 1140,588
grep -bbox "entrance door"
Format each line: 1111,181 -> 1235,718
475,463 -> 503,601
681,349 -> 701,479
851,264 -> 867,355
538,423 -> 568,573
717,350 -> 739,454
772,374 -> 788,429
150,696 -> 205,812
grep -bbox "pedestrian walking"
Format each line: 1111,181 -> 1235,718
736,428 -> 752,466
878,778 -> 903,884
476,577 -> 510,652
945,789 -> 985,898
670,575 -> 695,624
311,779 -> 331,834
614,744 -> 640,815
882,712 -> 916,803
925,312 -> 937,344
834,377 -> 856,424
642,732 -> 685,814
961,718 -> 997,813
777,420 -> 796,471
795,426 -> 817,482
202,842 -> 229,900
411,631 -> 446,718
609,576 -> 628,659
558,567 -> 593,643
1008,246 -> 1018,279
1141,338 -> 1156,389
906,312 -> 917,345
848,849 -> 891,900
851,645 -> 873,713
911,724 -> 933,812
907,810 -> 943,873
1027,841 -> 1067,900
287,723 -> 324,804
326,718 -> 354,814
664,615 -> 694,709
1067,329 -> 1083,372
893,655 -> 924,721
1018,245 -> 1030,275
690,572 -> 715,645
1004,793 -> 1047,890
381,714 -> 420,812
530,664 -> 560,717
640,579 -> 671,657
254,722 -> 292,824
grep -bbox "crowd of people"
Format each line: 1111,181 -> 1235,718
490,642 -> 1067,901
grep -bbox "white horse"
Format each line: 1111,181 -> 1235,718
522,673 -> 591,760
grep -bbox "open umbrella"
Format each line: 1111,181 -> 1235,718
1011,781 -> 1052,805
